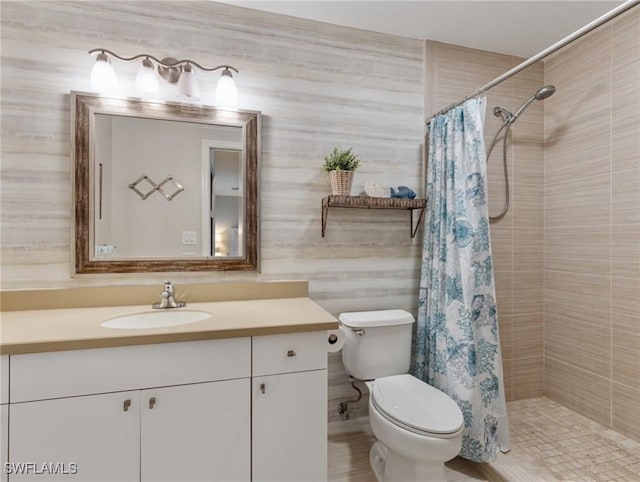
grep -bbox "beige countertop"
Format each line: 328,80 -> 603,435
0,297 -> 338,355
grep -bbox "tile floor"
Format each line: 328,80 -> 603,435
328,397 -> 640,481
507,397 -> 640,481
328,430 -> 487,481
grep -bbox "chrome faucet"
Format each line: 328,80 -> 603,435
152,281 -> 186,309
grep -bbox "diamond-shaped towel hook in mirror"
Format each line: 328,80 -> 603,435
157,176 -> 184,201
129,175 -> 158,200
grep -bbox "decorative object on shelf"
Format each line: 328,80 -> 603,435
88,49 -> 239,106
323,147 -> 361,196
364,180 -> 387,198
321,195 -> 426,238
128,174 -> 184,201
390,186 -> 417,199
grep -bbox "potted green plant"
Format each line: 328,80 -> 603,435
323,147 -> 360,196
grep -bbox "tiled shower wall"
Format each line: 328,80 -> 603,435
425,41 -> 545,401
543,6 -> 640,442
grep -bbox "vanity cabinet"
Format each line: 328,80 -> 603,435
5,331 -> 328,482
9,381 -> 250,482
252,332 -> 328,482
0,355 -> 8,404
1,355 -> 8,482
1,405 -> 7,482
7,339 -> 251,482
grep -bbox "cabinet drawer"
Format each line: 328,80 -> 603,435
10,338 -> 250,403
253,331 -> 327,376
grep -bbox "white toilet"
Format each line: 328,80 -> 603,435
339,309 -> 464,482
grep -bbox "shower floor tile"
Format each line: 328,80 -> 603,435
501,396 -> 640,481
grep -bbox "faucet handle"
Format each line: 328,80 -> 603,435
153,280 -> 184,309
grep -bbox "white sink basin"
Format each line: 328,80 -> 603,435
101,310 -> 211,329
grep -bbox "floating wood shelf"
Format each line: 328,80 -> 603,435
321,195 -> 426,238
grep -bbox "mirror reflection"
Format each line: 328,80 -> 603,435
93,114 -> 244,259
72,92 -> 259,274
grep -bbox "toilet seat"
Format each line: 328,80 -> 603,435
370,374 -> 464,438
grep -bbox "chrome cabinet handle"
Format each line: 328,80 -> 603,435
287,349 -> 296,357
123,399 -> 131,412
149,397 -> 156,409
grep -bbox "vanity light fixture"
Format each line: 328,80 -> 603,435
216,68 -> 238,108
90,51 -> 118,92
135,58 -> 160,94
177,63 -> 200,99
89,49 -> 239,106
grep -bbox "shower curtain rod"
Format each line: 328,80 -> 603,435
425,0 -> 640,125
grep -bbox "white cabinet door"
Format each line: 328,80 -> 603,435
1,404 -> 7,482
1,354 -> 7,482
8,391 -> 139,481
0,355 -> 8,404
252,370 -> 327,482
141,379 -> 250,482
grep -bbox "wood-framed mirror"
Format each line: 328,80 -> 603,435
72,92 -> 259,274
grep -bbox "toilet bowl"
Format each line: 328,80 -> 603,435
339,310 -> 464,482
366,375 -> 464,482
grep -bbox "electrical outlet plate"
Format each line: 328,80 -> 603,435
182,231 -> 197,244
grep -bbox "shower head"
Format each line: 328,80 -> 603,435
535,85 -> 556,100
496,84 -> 556,124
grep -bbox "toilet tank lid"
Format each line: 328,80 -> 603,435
339,309 -> 415,328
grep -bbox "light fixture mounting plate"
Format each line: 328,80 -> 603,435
157,57 -> 181,84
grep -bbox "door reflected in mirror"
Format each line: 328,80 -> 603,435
209,147 -> 244,257
73,92 -> 259,274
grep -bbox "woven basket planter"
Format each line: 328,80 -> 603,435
329,170 -> 354,196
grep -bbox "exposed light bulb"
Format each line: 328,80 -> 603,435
216,68 -> 238,108
135,58 -> 159,94
90,52 -> 118,93
177,63 -> 200,100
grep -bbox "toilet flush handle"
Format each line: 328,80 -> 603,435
351,328 -> 365,336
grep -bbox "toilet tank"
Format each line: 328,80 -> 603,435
339,309 -> 415,380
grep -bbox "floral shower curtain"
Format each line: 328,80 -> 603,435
413,98 -> 509,463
